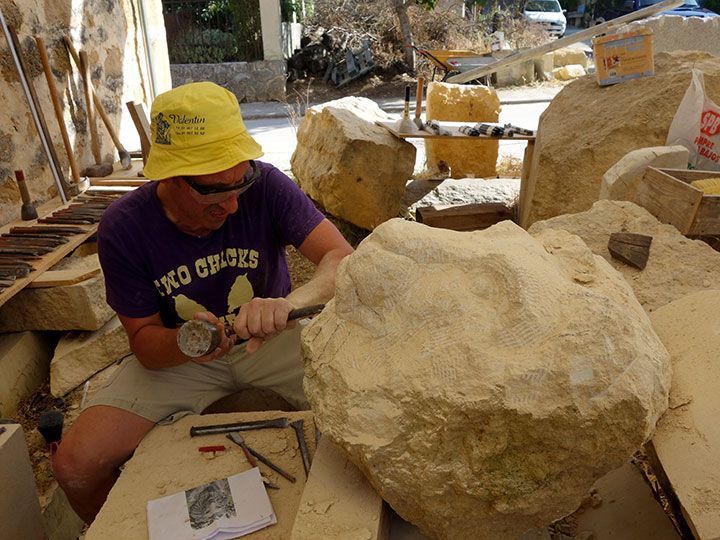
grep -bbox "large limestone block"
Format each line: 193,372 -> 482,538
50,316 -> 130,397
0,332 -> 54,416
302,218 -> 670,540
630,15 -> 720,57
552,64 -> 586,81
650,291 -> 720,540
0,274 -> 113,331
291,97 -> 416,230
425,82 -> 500,178
553,47 -> 589,68
599,145 -> 689,201
529,200 -> 720,312
524,51 -> 720,226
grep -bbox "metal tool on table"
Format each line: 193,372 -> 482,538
227,432 -> 296,484
503,123 -> 535,137
190,417 -> 291,438
35,36 -> 83,185
1,11 -> 69,202
396,85 -> 415,133
413,77 -> 425,132
459,125 -> 480,137
64,37 -> 132,170
14,170 -> 38,221
226,433 -> 279,489
177,303 -> 325,358
424,120 -> 451,136
290,419 -> 311,477
77,50 -> 113,178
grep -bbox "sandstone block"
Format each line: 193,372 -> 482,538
529,200 -> 720,312
552,64 -> 586,81
650,290 -> 720,540
535,53 -> 555,81
599,145 -> 689,201
50,316 -> 130,397
494,58 -> 535,88
523,51 -> 720,226
630,15 -> 720,57
0,425 -> 45,540
302,218 -> 670,540
425,82 -> 500,178
0,332 -> 54,416
290,97 -> 416,230
553,47 -> 589,68
0,274 -> 114,331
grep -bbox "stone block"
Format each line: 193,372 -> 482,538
0,274 -> 114,331
599,145 -> 689,201
534,53 -> 555,81
552,64 -> 586,80
630,15 -> 720,57
302,218 -> 670,540
425,82 -> 500,178
0,332 -> 54,416
522,51 -> 720,226
0,424 -> 45,540
41,483 -> 85,540
553,47 -> 589,68
494,58 -> 536,87
87,412 -> 316,540
291,97 -> 416,230
50,316 -> 130,397
529,200 -> 720,312
649,290 -> 720,540
291,437 -> 388,539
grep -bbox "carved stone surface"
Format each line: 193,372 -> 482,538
291,97 -> 416,230
302,218 -> 670,539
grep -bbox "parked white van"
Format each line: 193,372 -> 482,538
523,0 -> 567,38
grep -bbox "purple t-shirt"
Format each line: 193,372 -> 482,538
97,161 -> 324,328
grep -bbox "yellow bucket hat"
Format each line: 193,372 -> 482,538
143,81 -> 263,180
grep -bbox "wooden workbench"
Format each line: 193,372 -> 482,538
377,121 -> 536,226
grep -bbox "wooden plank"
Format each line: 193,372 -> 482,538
88,159 -> 145,183
290,437 -> 389,540
376,121 -> 534,141
688,196 -> 720,236
126,101 -> 152,164
518,139 -> 535,229
416,202 -> 513,231
446,0 -> 683,84
608,232 -> 652,270
659,168 -> 720,184
633,167 -> 703,234
27,267 -> 100,288
649,292 -> 720,540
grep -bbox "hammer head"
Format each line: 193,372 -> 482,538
82,162 -> 114,178
177,319 -> 221,358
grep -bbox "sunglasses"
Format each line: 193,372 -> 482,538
182,160 -> 260,199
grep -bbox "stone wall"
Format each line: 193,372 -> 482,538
0,0 -> 171,226
170,60 -> 286,103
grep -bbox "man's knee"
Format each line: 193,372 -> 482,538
53,438 -> 107,491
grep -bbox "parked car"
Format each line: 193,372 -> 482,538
523,0 -> 568,38
592,0 -> 718,24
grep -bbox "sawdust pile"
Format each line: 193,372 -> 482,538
525,51 -> 720,226
302,218 -> 669,539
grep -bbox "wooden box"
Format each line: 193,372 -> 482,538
633,167 -> 720,235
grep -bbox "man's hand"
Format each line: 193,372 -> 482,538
232,297 -> 295,354
192,311 -> 236,362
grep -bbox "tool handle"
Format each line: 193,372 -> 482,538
415,77 -> 424,119
78,50 -> 101,163
223,303 -> 325,337
403,85 -> 410,118
35,37 -> 81,184
14,170 -> 32,204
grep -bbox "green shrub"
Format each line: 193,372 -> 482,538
169,28 -> 238,64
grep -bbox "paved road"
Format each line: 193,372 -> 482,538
246,89 -> 559,175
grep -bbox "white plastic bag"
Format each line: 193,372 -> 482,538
666,69 -> 720,171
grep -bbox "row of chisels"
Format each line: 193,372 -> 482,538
0,192 -> 120,293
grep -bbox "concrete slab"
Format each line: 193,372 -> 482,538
0,423 -> 45,540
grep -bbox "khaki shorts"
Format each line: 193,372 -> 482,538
85,324 -> 308,424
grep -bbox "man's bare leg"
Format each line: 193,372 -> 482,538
52,405 -> 155,524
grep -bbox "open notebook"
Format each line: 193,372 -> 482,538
147,467 -> 277,540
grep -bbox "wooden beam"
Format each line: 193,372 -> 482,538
291,437 -> 389,540
446,0 -> 684,84
416,202 -> 513,231
607,232 -> 652,270
634,167 -> 703,234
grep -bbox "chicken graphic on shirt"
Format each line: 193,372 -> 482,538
173,274 -> 254,321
